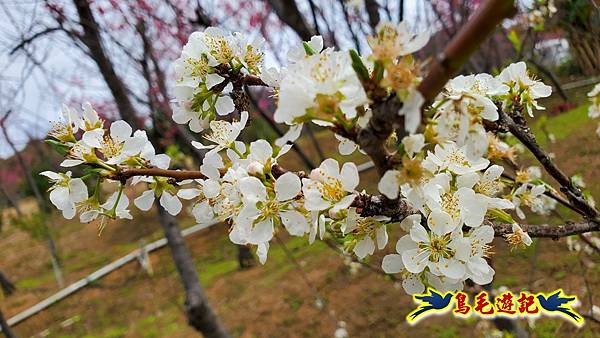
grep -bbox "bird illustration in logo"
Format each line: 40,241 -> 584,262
536,290 -> 583,324
407,288 -> 453,322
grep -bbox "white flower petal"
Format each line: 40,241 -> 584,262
354,237 -> 375,259
402,248 -> 428,273
427,209 -> 456,236
160,192 -> 182,216
376,225 -> 388,249
340,162 -> 359,192
382,254 -> 404,274
110,120 -> 132,142
134,190 -> 155,211
215,95 -> 235,116
240,177 -> 267,203
402,274 -> 425,295
280,210 -> 309,236
82,128 -> 104,148
275,172 -> 301,201
378,170 -> 400,199
205,73 -> 225,89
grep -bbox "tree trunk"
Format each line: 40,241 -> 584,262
156,206 -> 231,338
0,184 -> 22,217
0,271 -> 17,338
266,0 -> 316,41
0,307 -> 18,338
568,31 -> 600,76
0,272 -> 15,297
0,122 -> 45,212
237,245 -> 254,269
73,0 -> 140,129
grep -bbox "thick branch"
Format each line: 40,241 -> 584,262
108,165 -> 599,239
110,168 -> 207,182
419,0 -> 516,102
72,0 -> 141,129
491,221 -> 600,239
266,0 -> 316,41
364,0 -> 381,31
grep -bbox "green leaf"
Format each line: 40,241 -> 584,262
487,208 -> 515,224
349,49 -> 370,83
373,61 -> 385,84
45,139 -> 71,156
507,30 -> 522,53
302,41 -> 316,56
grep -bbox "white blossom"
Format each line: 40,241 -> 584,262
235,172 -> 307,246
344,208 -> 390,259
495,62 -> 552,117
426,142 -> 489,175
192,111 -> 248,155
402,133 -> 425,158
506,223 -> 533,247
41,171 -> 88,219
588,83 -> 600,119
512,183 -> 546,219
368,21 -> 429,61
274,48 -> 368,125
302,159 -> 359,214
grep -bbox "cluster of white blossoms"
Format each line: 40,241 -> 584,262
172,27 -> 264,132
43,23 -> 564,295
43,103 -> 171,229
375,61 -> 556,293
588,83 -> 600,137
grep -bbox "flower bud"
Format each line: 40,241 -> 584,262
247,161 -> 265,176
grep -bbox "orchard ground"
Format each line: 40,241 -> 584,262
1,88 -> 599,338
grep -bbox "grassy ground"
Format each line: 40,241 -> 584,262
1,99 -> 599,337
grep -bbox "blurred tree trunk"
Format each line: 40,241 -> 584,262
157,206 -> 230,338
0,184 -> 22,217
0,272 -> 15,297
0,271 -> 17,338
266,0 -> 316,41
0,308 -> 17,338
73,0 -> 140,129
555,0 -> 600,76
237,245 -> 254,269
567,30 -> 600,76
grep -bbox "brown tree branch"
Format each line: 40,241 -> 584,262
497,109 -> 599,220
364,0 -> 381,31
110,168 -> 208,182
107,165 -> 599,239
9,27 -> 63,55
490,221 -> 600,239
266,0 -> 316,41
72,0 -> 141,129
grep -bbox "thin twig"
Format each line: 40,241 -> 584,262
498,109 -> 599,220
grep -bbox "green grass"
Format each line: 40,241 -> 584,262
531,104 -> 591,145
198,259 -> 239,286
16,272 -> 56,290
